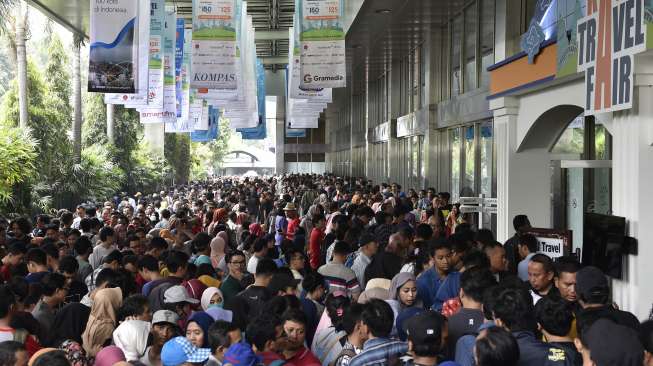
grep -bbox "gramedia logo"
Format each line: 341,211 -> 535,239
303,74 -> 313,83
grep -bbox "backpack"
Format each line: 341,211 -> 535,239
344,251 -> 358,268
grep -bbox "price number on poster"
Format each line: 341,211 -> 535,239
303,0 -> 339,20
198,0 -> 233,18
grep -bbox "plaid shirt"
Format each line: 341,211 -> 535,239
348,337 -> 408,366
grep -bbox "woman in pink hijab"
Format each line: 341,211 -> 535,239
210,236 -> 226,269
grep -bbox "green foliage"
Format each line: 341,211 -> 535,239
0,124 -> 36,212
83,92 -> 108,146
190,142 -> 212,181
165,133 -> 191,184
210,117 -> 233,166
131,142 -> 172,193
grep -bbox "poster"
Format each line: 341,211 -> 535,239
175,18 -> 185,118
148,0 -> 165,106
527,228 -> 572,259
88,0 -> 139,93
288,21 -> 332,101
191,106 -> 220,142
577,0 -> 646,114
298,0 -> 346,89
238,59 -> 267,139
191,0 -> 238,90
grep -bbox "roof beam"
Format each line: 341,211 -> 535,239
255,30 -> 289,41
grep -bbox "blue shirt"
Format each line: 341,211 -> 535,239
416,268 -> 442,310
518,253 -> 535,282
348,337 -> 408,366
455,322 -> 495,366
432,271 -> 461,312
26,271 -> 49,285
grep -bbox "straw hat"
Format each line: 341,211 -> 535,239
283,202 -> 297,211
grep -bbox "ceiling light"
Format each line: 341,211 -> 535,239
375,8 -> 392,14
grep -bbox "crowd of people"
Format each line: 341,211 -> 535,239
0,174 -> 650,366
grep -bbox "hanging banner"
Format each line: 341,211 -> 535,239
88,0 -> 139,93
175,18 -> 185,117
298,0 -> 346,89
288,21 -> 332,101
191,106 -> 220,142
577,0 -> 646,115
148,0 -> 165,106
191,0 -> 238,90
238,59 -> 267,139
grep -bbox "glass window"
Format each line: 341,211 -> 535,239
450,128 -> 461,202
451,16 -> 463,96
463,126 -> 476,197
464,4 -> 477,92
551,115 -> 585,156
595,123 -> 611,160
480,0 -> 495,87
480,121 -> 493,196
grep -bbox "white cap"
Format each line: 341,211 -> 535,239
152,310 -> 180,325
164,285 -> 200,304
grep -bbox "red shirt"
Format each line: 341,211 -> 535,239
309,228 -> 325,270
286,347 -> 321,366
286,218 -> 301,241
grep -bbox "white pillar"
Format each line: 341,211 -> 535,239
143,123 -> 165,155
610,55 -> 653,319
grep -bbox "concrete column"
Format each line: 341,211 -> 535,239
276,96 -> 286,174
106,103 -> 115,144
609,55 -> 653,319
423,24 -> 442,188
494,0 -> 523,63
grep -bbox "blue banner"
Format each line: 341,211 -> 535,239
238,59 -> 267,139
191,106 -> 220,142
286,128 -> 306,138
175,18 -> 185,118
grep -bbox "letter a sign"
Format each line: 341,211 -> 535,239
577,0 -> 646,115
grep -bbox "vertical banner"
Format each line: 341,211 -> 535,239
162,6 -> 177,123
175,18 -> 185,118
298,0 -> 346,89
148,0 -> 165,106
238,59 -> 267,139
191,0 -> 238,89
191,106 -> 220,142
88,0 -> 139,93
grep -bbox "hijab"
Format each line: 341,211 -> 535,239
186,311 -> 215,347
210,236 -> 226,268
389,272 -> 416,301
201,287 -> 224,311
59,340 -> 92,366
52,302 -> 91,345
217,231 -> 230,247
94,346 -> 126,366
113,319 -> 152,361
82,287 -> 123,357
213,208 -> 227,223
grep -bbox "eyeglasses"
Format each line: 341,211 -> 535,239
230,260 -> 246,265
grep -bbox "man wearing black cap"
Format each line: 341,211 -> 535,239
575,266 -> 639,330
351,232 -> 378,290
403,311 -> 450,366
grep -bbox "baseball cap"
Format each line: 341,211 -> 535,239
152,310 -> 180,326
403,310 -> 445,345
161,336 -> 211,366
268,272 -> 300,294
576,266 -> 609,303
358,232 -> 376,248
584,318 -> 644,366
223,342 -> 262,366
164,285 -> 200,304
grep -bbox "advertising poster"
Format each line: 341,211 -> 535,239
298,0 -> 346,89
148,0 -> 165,106
289,21 -> 332,101
162,7 -> 177,123
238,59 -> 266,139
175,18 -> 185,118
88,0 -> 139,93
191,0 -> 238,90
191,106 -> 220,142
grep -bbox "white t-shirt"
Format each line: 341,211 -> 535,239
247,255 -> 260,275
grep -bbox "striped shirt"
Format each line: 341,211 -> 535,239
348,337 -> 408,366
318,263 -> 361,299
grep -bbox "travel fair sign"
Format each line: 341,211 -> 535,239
577,0 -> 646,115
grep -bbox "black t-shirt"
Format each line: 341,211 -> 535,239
237,285 -> 272,318
579,305 -> 640,331
364,251 -> 402,284
447,308 -> 485,350
546,341 -> 582,366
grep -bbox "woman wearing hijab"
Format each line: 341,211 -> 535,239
209,236 -> 226,270
94,346 -> 126,366
185,311 -> 215,348
386,272 -> 420,337
200,287 -> 233,322
82,287 -> 123,357
59,340 -> 92,366
249,223 -> 264,238
51,302 -> 91,346
208,209 -> 227,236
113,319 -> 152,362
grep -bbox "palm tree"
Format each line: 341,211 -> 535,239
2,0 -> 29,130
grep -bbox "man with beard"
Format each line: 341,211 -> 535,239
281,309 -> 321,366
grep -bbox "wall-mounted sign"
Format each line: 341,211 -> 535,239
577,0 -> 646,114
527,228 -> 572,259
396,112 -> 427,138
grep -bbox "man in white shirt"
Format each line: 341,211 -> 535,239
247,237 -> 269,275
89,226 -> 117,269
351,233 -> 379,290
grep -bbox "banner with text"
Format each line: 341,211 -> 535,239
88,0 -> 139,93
298,0 -> 346,89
